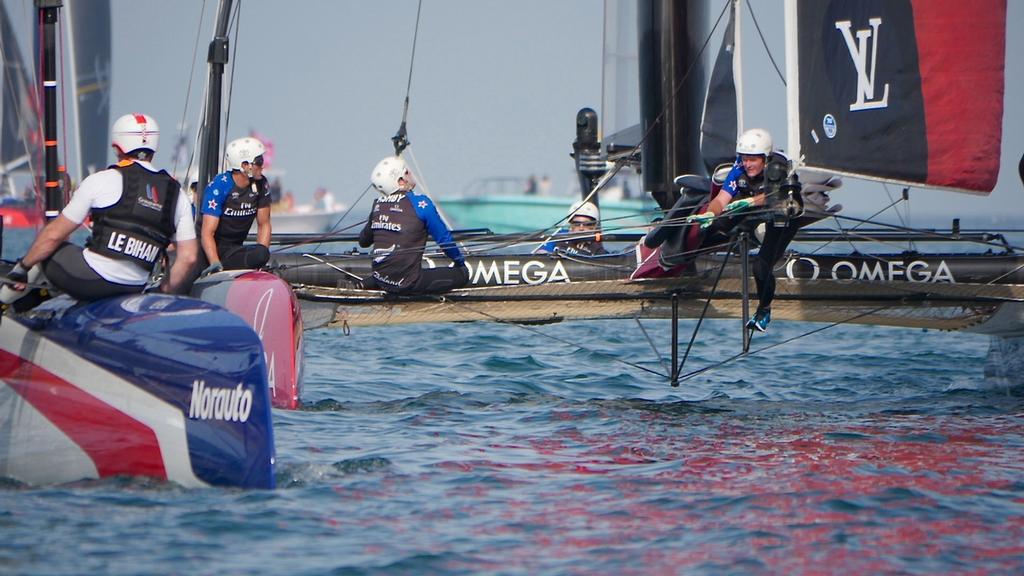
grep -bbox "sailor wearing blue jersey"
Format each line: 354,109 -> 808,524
196,137 -> 272,277
696,129 -> 794,333
358,156 -> 469,294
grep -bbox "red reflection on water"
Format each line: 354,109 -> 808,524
445,414 -> 1024,572
314,413 -> 1024,573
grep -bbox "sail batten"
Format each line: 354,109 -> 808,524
67,0 -> 111,180
789,0 -> 1006,194
0,0 -> 40,176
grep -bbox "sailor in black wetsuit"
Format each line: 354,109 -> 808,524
197,137 -> 272,277
358,156 -> 469,295
688,128 -> 795,333
2,113 -> 197,303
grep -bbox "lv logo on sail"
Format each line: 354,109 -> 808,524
835,18 -> 890,111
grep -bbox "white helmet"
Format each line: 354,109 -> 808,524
224,137 -> 266,171
736,128 -> 772,156
370,156 -> 408,195
568,200 -> 600,222
111,113 -> 159,156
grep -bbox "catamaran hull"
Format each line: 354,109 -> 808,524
274,251 -> 640,288
289,251 -> 1024,335
192,270 -> 304,410
0,294 -> 275,488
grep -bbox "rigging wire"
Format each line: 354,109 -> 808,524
172,0 -> 208,181
829,213 -> 1024,253
222,0 -> 243,147
274,184 -> 377,254
677,238 -> 735,375
438,296 -> 669,379
634,316 -> 670,377
57,12 -> 69,192
743,0 -> 786,86
505,0 -> 735,256
674,305 -> 895,384
392,0 -> 424,156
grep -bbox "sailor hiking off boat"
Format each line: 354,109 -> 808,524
196,136 -> 273,278
2,113 -> 197,303
358,155 -> 469,295
693,129 -> 799,332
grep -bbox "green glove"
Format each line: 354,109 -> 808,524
725,198 -> 755,213
686,211 -> 715,230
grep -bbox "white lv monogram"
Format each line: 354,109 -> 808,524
835,18 -> 890,111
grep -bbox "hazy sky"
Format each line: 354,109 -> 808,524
6,0 -> 1022,225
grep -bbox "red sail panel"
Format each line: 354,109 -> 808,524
912,0 -> 1005,193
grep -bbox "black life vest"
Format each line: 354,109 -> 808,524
88,160 -> 180,271
732,152 -> 790,199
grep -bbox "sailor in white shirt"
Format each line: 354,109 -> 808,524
6,113 -> 197,301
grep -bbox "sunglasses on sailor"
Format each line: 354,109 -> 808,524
570,218 -> 597,228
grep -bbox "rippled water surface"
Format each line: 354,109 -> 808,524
1,229 -> 1023,574
3,317 -> 1023,575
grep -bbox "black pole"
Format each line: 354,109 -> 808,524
637,0 -> 709,211
670,291 -> 679,386
740,231 -> 751,353
572,108 -> 604,206
37,0 -> 62,219
197,0 -> 234,206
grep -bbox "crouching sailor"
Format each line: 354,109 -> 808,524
357,155 -> 469,295
2,113 -> 197,303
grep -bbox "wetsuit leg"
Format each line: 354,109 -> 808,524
43,243 -> 143,301
404,265 -> 470,295
219,243 -> 270,270
753,222 -> 799,311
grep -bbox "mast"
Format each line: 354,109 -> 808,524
197,0 -> 234,198
637,0 -> 709,210
36,0 -> 62,218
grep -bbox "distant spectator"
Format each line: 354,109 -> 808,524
539,174 -> 552,195
524,174 -> 538,195
313,187 -> 336,212
269,178 -> 282,204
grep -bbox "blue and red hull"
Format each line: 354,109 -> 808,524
0,293 -> 275,488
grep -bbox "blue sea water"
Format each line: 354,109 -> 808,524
2,231 -> 1024,574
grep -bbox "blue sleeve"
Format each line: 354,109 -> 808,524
411,192 -> 464,265
540,227 -> 569,253
200,172 -> 232,217
720,158 -> 745,198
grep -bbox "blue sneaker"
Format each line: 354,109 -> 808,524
746,309 -> 771,332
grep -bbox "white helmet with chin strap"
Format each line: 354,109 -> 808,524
736,128 -> 773,156
224,137 -> 266,172
370,156 -> 408,195
111,113 -> 159,157
568,199 -> 600,223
